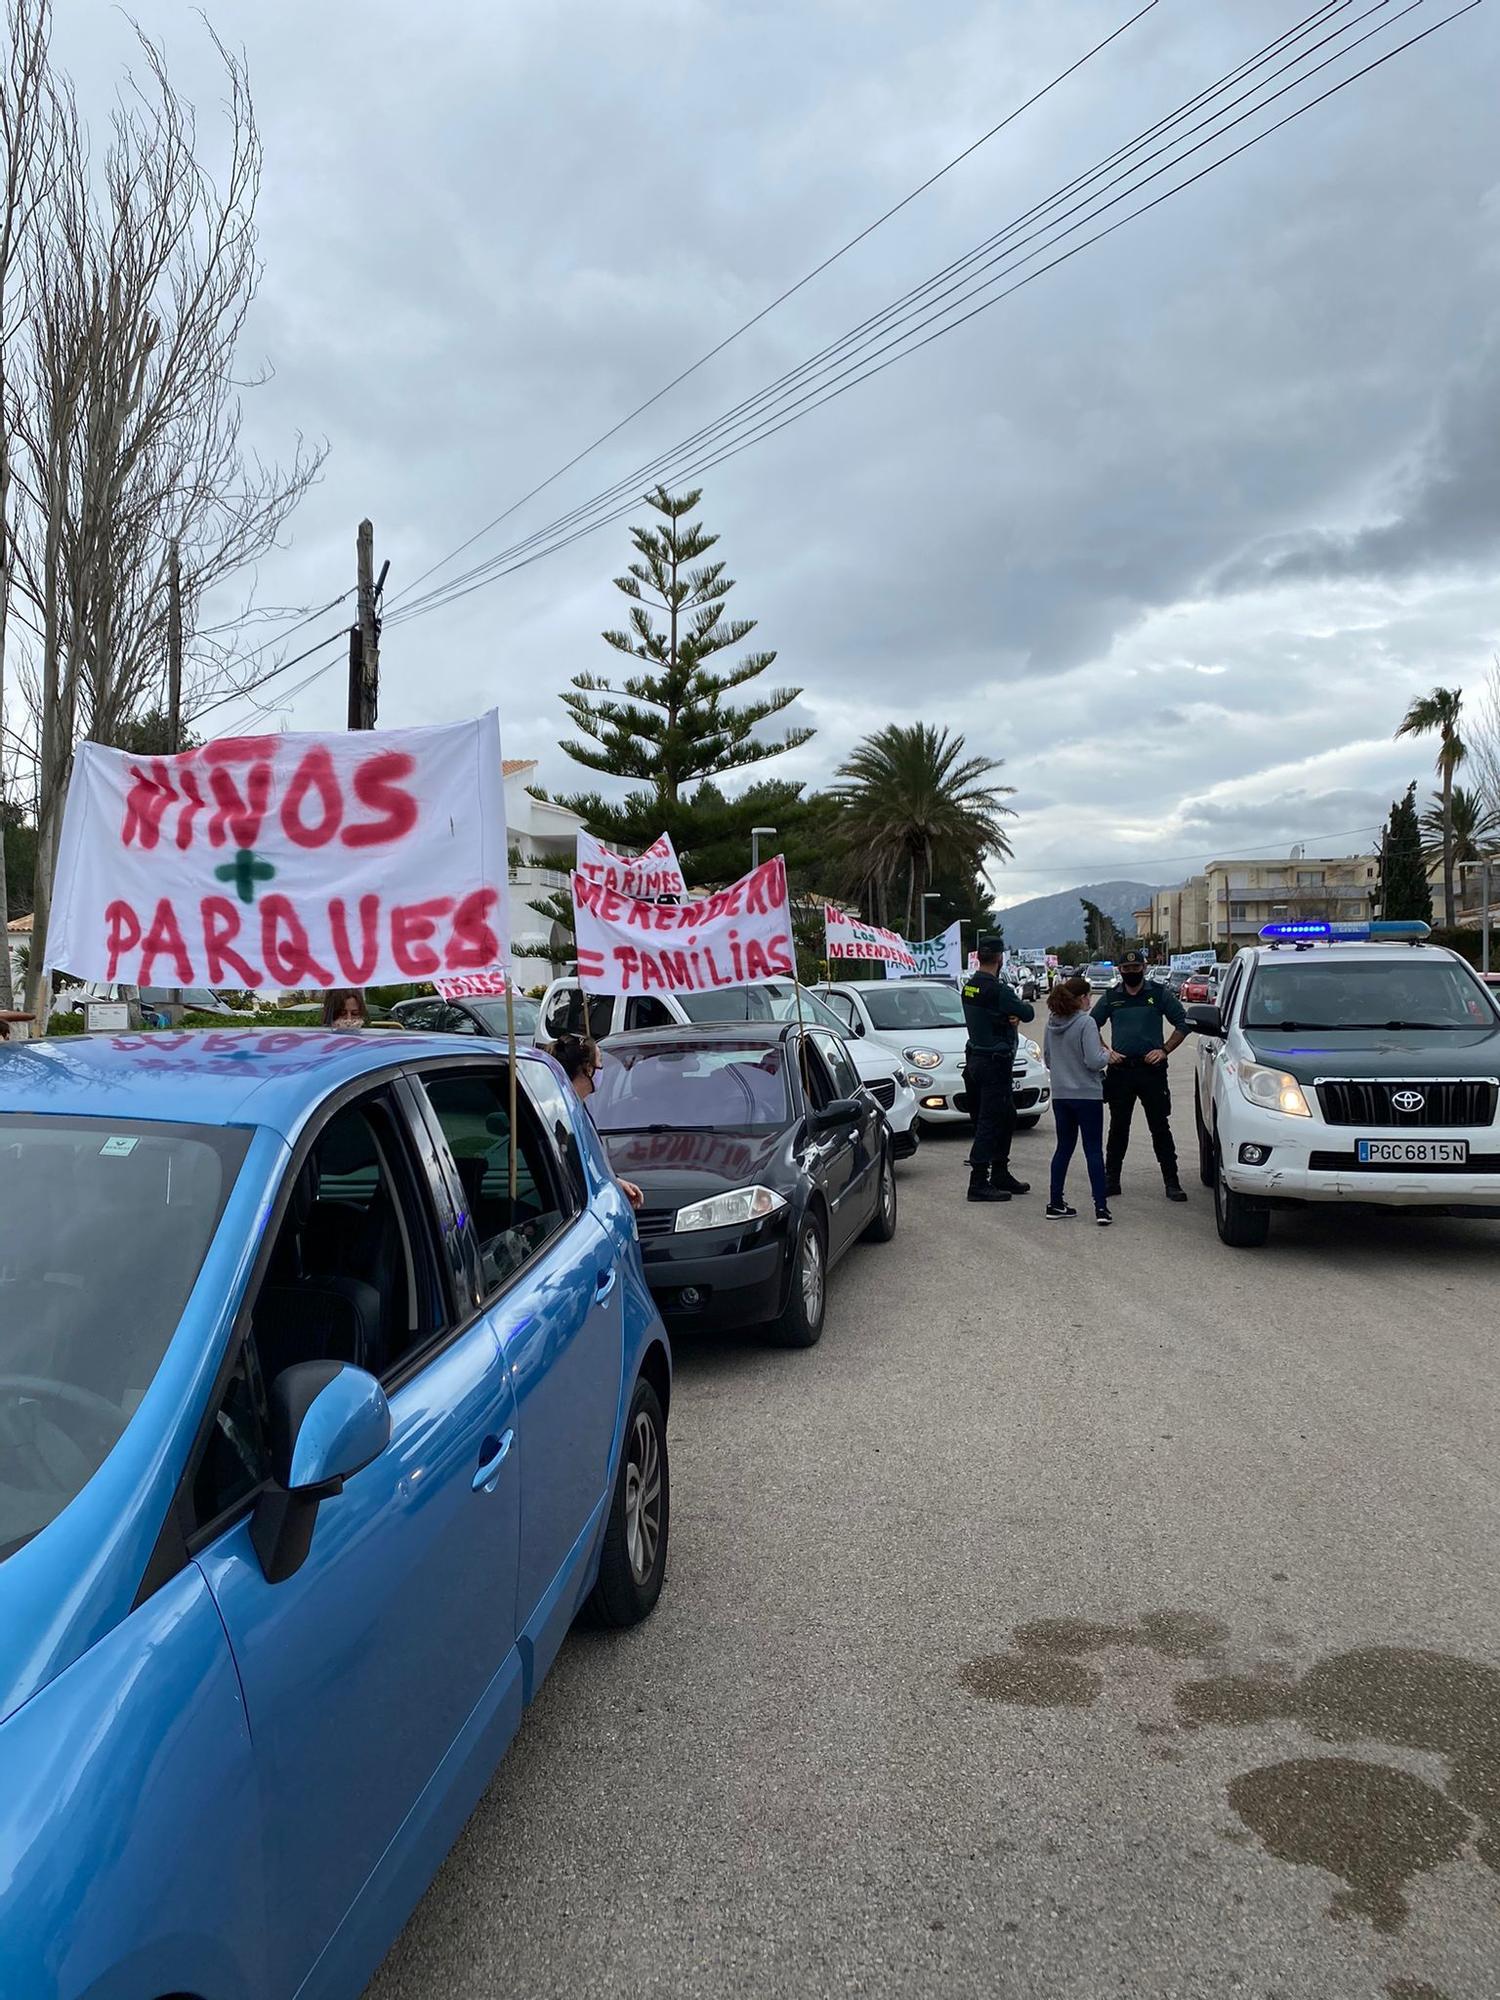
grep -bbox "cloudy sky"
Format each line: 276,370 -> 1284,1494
53,0 -> 1499,902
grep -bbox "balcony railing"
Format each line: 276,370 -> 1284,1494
510,864 -> 570,893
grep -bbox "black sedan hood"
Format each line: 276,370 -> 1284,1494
1244,1026 -> 1500,1084
600,1125 -> 790,1204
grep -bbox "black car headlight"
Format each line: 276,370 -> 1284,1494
674,1186 -> 788,1233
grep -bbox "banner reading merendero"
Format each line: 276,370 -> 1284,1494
572,856 -> 794,996
823,906 -> 917,971
45,714 -> 510,991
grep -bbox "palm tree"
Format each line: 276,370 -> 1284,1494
1419,785 -> 1498,915
830,724 -> 1016,934
1396,687 -> 1466,926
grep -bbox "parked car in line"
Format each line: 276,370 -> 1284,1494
812,976 -> 1052,1131
0,1028 -> 670,2000
392,991 -> 543,1039
55,983 -> 257,1026
537,976 -> 921,1158
589,1021 -> 898,1347
1180,966 -> 1219,1004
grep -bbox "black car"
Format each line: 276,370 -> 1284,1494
590,1022 -> 898,1348
391,992 -> 543,1039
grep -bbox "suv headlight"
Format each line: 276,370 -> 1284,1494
903,1046 -> 943,1070
674,1186 -> 788,1233
1234,1059 -> 1311,1117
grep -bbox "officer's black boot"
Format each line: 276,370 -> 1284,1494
1164,1178 -> 1188,1203
993,1163 -> 1030,1195
968,1168 -> 1009,1203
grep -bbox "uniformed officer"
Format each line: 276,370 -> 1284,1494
960,935 -> 1035,1203
1092,948 -> 1189,1202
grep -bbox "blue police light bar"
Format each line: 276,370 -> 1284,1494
1258,919 -> 1432,943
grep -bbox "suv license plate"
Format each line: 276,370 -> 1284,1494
1356,1139 -> 1468,1165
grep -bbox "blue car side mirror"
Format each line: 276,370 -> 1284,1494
251,1362 -> 391,1584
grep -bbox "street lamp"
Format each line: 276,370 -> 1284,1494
921,891 -> 941,937
751,825 -> 777,870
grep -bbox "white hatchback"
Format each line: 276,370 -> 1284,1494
813,977 -> 1051,1129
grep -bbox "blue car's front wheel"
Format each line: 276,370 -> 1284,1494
588,1376 -> 669,1627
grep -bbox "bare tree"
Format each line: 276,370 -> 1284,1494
1466,657 -> 1500,828
0,0 -> 56,1008
6,20 -> 325,1018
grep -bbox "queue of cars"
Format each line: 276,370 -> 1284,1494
813,976 -> 1052,1130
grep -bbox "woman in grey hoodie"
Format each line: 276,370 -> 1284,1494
1042,976 -> 1113,1223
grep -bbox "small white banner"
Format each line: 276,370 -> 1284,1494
575,828 -> 686,901
1169,950 -> 1217,973
433,969 -> 510,1000
824,906 -> 917,971
885,921 -> 963,981
46,714 -> 510,991
572,857 -> 794,996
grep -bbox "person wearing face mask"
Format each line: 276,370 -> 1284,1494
1092,948 -> 1190,1202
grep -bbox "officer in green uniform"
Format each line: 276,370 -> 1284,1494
960,935 -> 1035,1203
1092,949 -> 1190,1201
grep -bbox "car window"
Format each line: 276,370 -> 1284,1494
465,995 -> 541,1038
1218,962 -> 1243,1023
1242,957 -> 1496,1030
521,1062 -> 590,1211
398,1001 -> 445,1030
442,1007 -> 482,1035
821,991 -> 859,1030
588,996 -> 615,1040
419,1069 -> 570,1300
542,986 -> 584,1039
589,1040 -> 792,1132
676,988 -> 775,1022
801,1038 -> 837,1111
860,984 -> 965,1031
0,1115 -> 249,1564
811,1028 -> 860,1098
625,996 -> 676,1030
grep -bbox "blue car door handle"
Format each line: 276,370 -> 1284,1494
472,1428 -> 514,1494
595,1264 -> 618,1302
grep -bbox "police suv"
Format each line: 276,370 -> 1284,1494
1186,922 -> 1500,1248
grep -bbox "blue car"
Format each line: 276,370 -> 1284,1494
0,1028 -> 671,2000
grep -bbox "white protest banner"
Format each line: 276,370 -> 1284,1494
1169,949 -> 1217,974
823,905 -> 917,971
572,856 -> 794,996
45,714 -> 510,992
885,920 -> 962,981
575,827 -> 686,901
434,969 -> 509,1000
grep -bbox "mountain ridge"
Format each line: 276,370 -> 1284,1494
990,879 -> 1158,951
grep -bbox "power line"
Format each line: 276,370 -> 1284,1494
382,2 -> 1162,614
391,0 -> 1356,617
389,0 -> 1475,631
191,626 -> 350,724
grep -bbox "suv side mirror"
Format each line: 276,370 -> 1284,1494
810,1096 -> 861,1134
1185,1004 -> 1223,1039
251,1361 -> 391,1584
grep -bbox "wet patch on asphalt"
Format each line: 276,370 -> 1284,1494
958,1613 -> 1500,1940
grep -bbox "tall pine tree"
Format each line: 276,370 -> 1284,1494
555,486 -> 812,873
1379,783 -> 1433,922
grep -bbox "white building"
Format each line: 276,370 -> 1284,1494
503,759 -> 584,991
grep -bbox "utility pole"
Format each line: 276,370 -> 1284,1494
347,519 -> 386,729
166,540 -> 183,754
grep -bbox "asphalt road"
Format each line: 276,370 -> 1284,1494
367,1072 -> 1500,2000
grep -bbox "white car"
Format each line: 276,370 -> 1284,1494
813,976 -> 1051,1130
535,976 -> 921,1157
1187,923 -> 1500,1247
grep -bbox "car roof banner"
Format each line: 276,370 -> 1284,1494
824,906 -> 918,971
885,921 -> 962,981
45,713 -> 511,992
575,828 -> 686,902
572,856 -> 795,996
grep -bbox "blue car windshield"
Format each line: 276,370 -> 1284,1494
0,1115 -> 248,1563
588,1042 -> 792,1132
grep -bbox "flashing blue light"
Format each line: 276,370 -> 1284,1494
1259,919 -> 1432,944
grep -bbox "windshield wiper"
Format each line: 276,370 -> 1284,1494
1253,1020 -> 1344,1031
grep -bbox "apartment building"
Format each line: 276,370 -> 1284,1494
1201,855 -> 1378,945
1136,876 -> 1210,950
